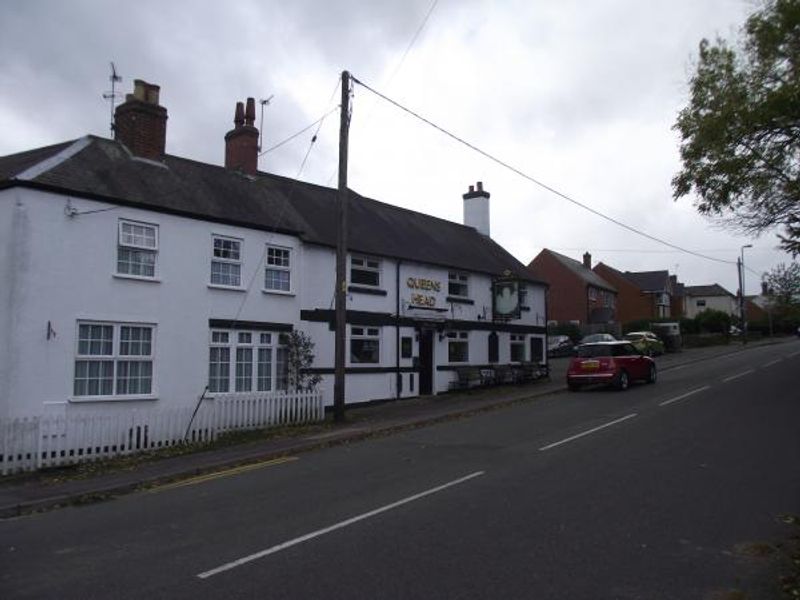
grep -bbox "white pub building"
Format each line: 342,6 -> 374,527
0,79 -> 548,420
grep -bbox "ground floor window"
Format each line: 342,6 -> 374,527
74,322 -> 155,398
447,331 -> 469,363
351,326 -> 380,363
510,334 -> 526,362
209,330 -> 288,393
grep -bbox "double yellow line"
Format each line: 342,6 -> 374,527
150,456 -> 298,492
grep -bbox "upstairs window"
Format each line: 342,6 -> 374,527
118,220 -> 158,278
351,255 -> 381,287
265,246 -> 291,292
519,284 -> 528,306
448,272 -> 469,298
211,236 -> 242,287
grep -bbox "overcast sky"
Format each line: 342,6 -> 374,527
1,0 -> 790,296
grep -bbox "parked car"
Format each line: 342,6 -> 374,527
566,341 -> 657,391
622,331 -> 665,356
547,335 -> 574,357
579,332 -> 616,344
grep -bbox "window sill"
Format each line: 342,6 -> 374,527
113,273 -> 161,283
69,395 -> 158,404
262,289 -> 295,297
208,283 -> 246,292
447,296 -> 474,305
348,285 -> 388,296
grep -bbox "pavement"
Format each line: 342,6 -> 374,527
0,338 -> 785,519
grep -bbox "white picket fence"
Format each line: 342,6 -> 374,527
0,390 -> 324,475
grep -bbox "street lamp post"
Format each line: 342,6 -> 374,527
740,244 -> 753,342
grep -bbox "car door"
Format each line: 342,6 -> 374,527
620,342 -> 648,379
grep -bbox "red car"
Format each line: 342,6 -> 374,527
566,341 -> 657,391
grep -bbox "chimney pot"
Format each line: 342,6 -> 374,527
245,98 -> 256,126
234,102 -> 245,127
583,252 -> 591,269
477,181 -> 483,191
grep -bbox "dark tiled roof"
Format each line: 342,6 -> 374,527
684,284 -> 735,297
540,250 -> 616,292
0,140 -> 74,180
0,136 -> 542,283
622,270 -> 670,292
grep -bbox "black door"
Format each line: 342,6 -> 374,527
419,329 -> 434,395
530,336 -> 544,363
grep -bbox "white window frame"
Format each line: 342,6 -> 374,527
447,331 -> 469,363
510,334 -> 526,362
448,271 -> 469,298
210,235 -> 243,288
73,321 -> 156,401
350,255 -> 382,288
117,219 -> 158,279
264,245 -> 292,294
208,329 -> 288,393
350,326 -> 381,364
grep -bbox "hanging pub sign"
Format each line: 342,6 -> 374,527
492,273 -> 521,321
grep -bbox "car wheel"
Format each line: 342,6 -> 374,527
568,382 -> 580,392
616,370 -> 629,391
647,364 -> 657,384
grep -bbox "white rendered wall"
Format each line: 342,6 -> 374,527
0,190 -> 304,417
684,295 -> 738,319
1,188 -> 548,416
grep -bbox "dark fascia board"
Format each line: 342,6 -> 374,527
2,179 -> 305,239
209,319 -> 293,332
300,308 -> 546,334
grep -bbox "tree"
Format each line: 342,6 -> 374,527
673,0 -> 800,255
284,330 -> 322,392
763,261 -> 800,305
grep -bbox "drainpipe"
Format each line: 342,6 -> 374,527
396,260 -> 401,400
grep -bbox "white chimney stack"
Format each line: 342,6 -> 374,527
462,181 -> 490,237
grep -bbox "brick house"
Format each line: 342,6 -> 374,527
593,263 -> 678,324
528,250 -> 617,326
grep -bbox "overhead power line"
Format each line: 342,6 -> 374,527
351,75 -> 737,267
259,105 -> 339,157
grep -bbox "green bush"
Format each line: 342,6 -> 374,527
694,309 -> 731,334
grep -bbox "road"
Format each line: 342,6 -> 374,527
2,340 -> 799,599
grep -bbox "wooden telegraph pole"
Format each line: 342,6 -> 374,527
333,70 -> 351,422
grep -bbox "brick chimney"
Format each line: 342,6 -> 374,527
462,181 -> 491,237
225,98 -> 259,175
583,252 -> 591,269
114,80 -> 167,161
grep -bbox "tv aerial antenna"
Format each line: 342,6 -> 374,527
258,95 -> 274,151
102,62 -> 122,136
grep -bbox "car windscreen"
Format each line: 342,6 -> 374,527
577,345 -> 612,358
